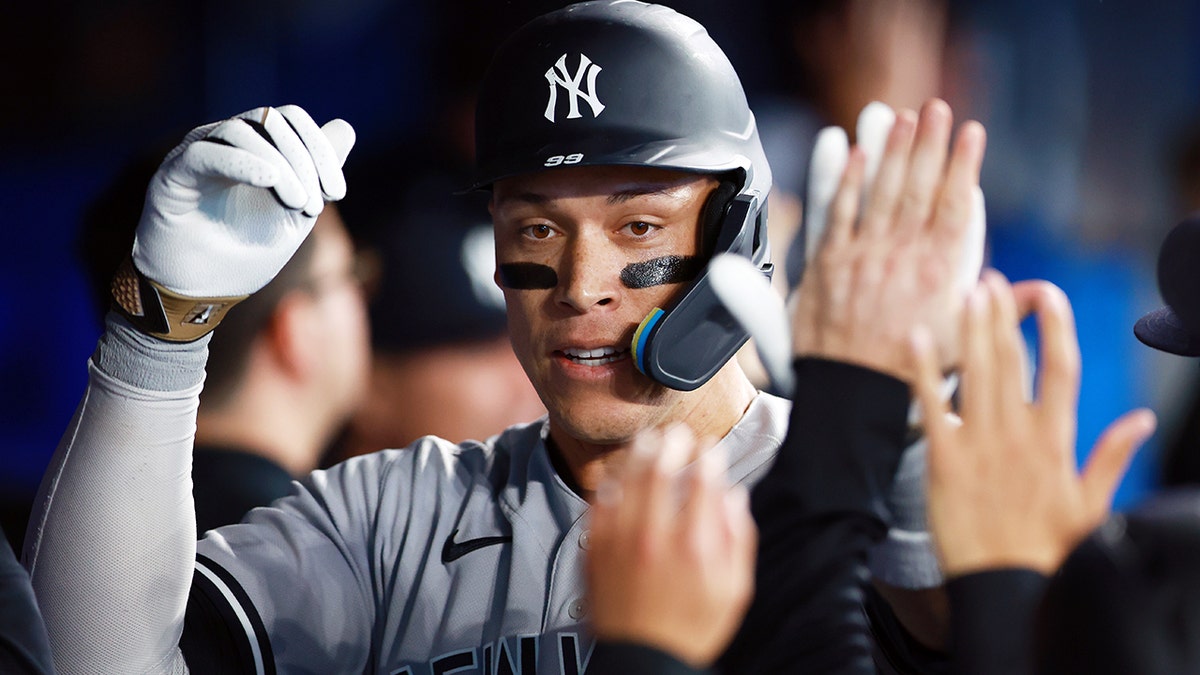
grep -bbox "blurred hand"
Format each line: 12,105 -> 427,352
793,99 -> 985,382
911,272 -> 1157,576
586,425 -> 756,668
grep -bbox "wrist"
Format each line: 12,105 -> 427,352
112,257 -> 247,342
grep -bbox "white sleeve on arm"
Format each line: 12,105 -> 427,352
23,313 -> 210,674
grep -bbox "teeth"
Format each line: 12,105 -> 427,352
562,346 -> 627,365
564,346 -> 619,358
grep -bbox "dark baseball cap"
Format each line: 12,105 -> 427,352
339,147 -> 509,354
1135,215 -> 1200,356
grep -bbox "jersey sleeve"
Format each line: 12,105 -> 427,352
23,315 -> 203,674
192,459 -> 382,672
190,447 -> 430,672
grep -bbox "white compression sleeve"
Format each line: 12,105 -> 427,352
24,313 -> 209,674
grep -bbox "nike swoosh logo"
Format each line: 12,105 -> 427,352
441,528 -> 513,564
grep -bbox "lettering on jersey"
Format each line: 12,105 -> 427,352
431,648 -> 477,675
402,632 -> 593,675
557,632 -> 594,675
483,634 -> 538,675
544,54 -> 605,123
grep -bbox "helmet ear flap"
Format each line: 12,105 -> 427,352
699,179 -> 739,259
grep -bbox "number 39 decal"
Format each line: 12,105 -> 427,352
544,153 -> 584,167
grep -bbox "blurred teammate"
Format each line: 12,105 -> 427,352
329,147 -> 544,461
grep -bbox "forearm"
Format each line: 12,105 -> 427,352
720,358 -> 910,674
945,570 -> 1047,675
24,313 -> 207,674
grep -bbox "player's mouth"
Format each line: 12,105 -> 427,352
558,346 -> 629,367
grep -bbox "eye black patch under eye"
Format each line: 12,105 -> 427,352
498,262 -> 558,289
621,256 -> 703,289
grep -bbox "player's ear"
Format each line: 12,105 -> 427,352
264,290 -> 320,380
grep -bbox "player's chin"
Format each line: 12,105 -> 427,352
548,398 -> 666,447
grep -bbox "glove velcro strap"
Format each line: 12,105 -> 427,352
111,257 -> 248,342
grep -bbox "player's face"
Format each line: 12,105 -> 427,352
491,165 -> 718,446
307,207 -> 371,419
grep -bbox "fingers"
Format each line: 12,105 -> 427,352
859,109 -> 917,238
956,188 -> 987,297
188,106 -> 352,218
321,119 -> 357,172
959,282 -> 997,428
824,147 -> 866,252
278,105 -> 352,202
909,325 -> 953,454
805,126 -> 850,263
194,112 -> 311,212
1081,409 -> 1157,520
258,107 -> 325,217
619,426 -> 693,542
856,101 -> 898,190
708,254 -> 794,395
895,100 -> 953,238
930,120 -> 986,244
1028,283 -> 1082,426
726,485 -> 756,580
681,439 -> 724,556
176,137 -> 281,192
983,271 -> 1028,417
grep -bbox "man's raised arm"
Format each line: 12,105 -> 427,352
22,106 -> 353,673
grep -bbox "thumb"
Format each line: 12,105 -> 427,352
1081,408 -> 1157,519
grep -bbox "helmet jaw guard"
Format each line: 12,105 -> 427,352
476,0 -> 774,391
632,193 -> 772,391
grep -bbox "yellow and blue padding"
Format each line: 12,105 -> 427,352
632,307 -> 665,375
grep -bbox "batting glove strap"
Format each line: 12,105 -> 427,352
111,257 -> 247,342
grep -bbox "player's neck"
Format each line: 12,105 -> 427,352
547,363 -> 757,499
196,387 -> 332,477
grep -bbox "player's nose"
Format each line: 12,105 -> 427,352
555,237 -> 620,313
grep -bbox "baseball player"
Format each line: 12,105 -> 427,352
25,2 -> 977,673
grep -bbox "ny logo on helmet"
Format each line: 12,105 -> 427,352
544,53 -> 605,123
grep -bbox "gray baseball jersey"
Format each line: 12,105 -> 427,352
195,392 -> 790,674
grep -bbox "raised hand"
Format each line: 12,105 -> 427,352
586,425 -> 757,669
792,99 -> 986,382
911,272 -> 1157,576
118,105 -> 355,340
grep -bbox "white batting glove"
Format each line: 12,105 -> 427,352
113,105 -> 355,341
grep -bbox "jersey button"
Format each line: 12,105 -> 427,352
568,598 -> 587,620
578,530 -> 590,550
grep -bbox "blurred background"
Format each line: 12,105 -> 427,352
1,0 -> 1198,545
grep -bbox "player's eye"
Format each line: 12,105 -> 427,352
522,224 -> 555,240
625,221 -> 657,237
